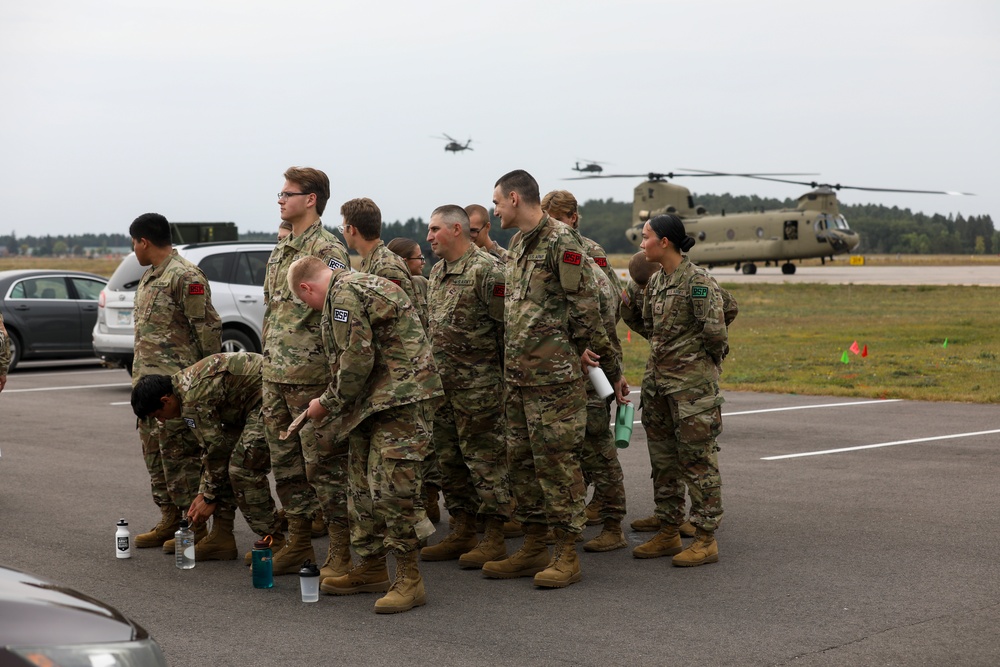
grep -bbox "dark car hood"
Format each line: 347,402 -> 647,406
0,566 -> 144,646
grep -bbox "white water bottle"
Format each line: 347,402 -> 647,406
588,365 -> 614,399
115,518 -> 131,559
175,518 -> 196,570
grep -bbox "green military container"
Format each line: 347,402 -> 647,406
170,222 -> 239,244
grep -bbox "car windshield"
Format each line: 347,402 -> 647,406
105,253 -> 144,292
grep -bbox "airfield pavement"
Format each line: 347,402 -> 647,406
1,264 -> 997,666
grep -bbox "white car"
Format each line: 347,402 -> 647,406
93,241 -> 275,374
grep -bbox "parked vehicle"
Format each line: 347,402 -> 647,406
93,241 -> 275,374
0,564 -> 167,666
1,269 -> 108,372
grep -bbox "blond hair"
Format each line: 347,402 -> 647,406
541,190 -> 579,220
287,256 -> 330,296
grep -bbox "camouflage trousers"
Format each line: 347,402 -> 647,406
262,381 -> 348,524
432,386 -> 512,520
506,379 -> 588,534
580,394 -> 626,521
640,381 -> 724,531
215,406 -> 283,537
139,416 -> 202,509
348,401 -> 436,558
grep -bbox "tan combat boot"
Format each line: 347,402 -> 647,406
195,507 -> 238,561
243,532 -> 286,566
374,551 -> 426,614
321,555 -> 390,595
584,498 -> 603,526
310,510 -> 326,538
632,525 -> 683,559
270,516 -> 316,575
425,485 -> 441,524
135,505 -> 181,548
629,515 -> 660,532
319,520 -> 352,580
503,519 -> 524,538
161,519 -> 208,553
583,518 -> 627,553
672,528 -> 719,567
481,522 -> 550,579
458,517 -> 507,569
421,510 -> 479,561
679,521 -> 697,538
533,529 -> 582,588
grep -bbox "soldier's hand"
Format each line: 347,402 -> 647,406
580,348 -> 600,371
306,398 -> 329,421
187,494 -> 216,523
614,376 -> 631,405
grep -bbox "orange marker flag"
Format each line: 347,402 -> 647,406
861,344 -> 868,357
627,330 -> 631,343
849,340 -> 861,355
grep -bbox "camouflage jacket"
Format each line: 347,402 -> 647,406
172,352 -> 263,499
485,240 -> 509,263
262,221 -> 350,384
505,214 -> 619,387
581,235 -> 623,316
638,257 -> 728,394
360,241 -> 426,330
318,270 -> 444,434
0,312 -> 10,374
620,280 -> 646,339
133,251 -> 221,384
411,274 -> 430,325
427,244 -> 506,390
589,257 -> 623,391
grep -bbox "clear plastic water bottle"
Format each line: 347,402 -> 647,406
298,560 -> 320,602
115,518 -> 131,559
251,536 -> 274,589
175,518 -> 196,570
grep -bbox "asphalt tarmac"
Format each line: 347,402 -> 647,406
2,361 -> 998,666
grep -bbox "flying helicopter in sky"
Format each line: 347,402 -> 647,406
569,170 -> 972,274
572,160 -> 608,174
434,133 -> 474,153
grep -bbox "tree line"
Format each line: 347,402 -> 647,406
2,195 -> 994,257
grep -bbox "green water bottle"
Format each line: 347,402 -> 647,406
615,403 -> 635,449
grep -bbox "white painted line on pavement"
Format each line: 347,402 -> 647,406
5,382 -> 131,393
762,429 -> 1000,461
9,368 -> 122,379
726,399 -> 903,416
110,401 -> 131,406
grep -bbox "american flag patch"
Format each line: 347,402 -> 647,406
621,289 -> 630,307
188,283 -> 205,295
493,284 -> 506,297
562,251 -> 582,265
333,308 -> 349,323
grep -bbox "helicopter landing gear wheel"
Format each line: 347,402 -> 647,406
742,263 -> 757,275
781,262 -> 796,275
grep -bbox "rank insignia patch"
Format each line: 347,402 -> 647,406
184,418 -> 197,429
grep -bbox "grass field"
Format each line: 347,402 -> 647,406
620,283 -> 1000,404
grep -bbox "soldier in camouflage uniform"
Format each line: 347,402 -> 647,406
482,170 -> 626,590
466,203 -> 509,263
130,352 -> 283,562
543,190 -> 630,552
129,213 -> 222,549
632,214 -> 728,567
386,237 -> 431,338
418,205 -> 512,568
263,167 -> 353,576
290,256 -> 443,614
0,312 -> 10,394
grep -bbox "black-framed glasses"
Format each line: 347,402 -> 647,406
277,191 -> 310,200
469,227 -> 481,236
408,256 -> 426,262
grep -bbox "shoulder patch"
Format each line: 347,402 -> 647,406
562,251 -> 582,266
691,285 -> 709,299
327,258 -> 346,270
333,308 -> 349,323
594,256 -> 608,267
620,288 -> 631,307
188,283 -> 205,296
184,417 -> 197,429
388,278 -> 402,286
492,283 -> 506,298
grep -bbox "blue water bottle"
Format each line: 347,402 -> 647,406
251,536 -> 275,589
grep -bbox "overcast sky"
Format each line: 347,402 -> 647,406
1,1 -> 996,241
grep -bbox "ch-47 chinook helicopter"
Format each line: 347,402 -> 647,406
570,169 -> 972,274
434,133 -> 474,153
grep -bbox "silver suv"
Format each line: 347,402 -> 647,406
93,241 -> 275,374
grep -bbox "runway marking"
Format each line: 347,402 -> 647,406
619,398 -> 902,426
10,368 -> 121,379
4,382 -> 131,393
110,401 -> 131,406
762,429 -> 1000,460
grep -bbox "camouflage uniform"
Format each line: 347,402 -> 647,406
579,258 -> 627,523
581,236 -> 623,312
426,245 -> 511,520
170,352 -> 281,536
133,251 -> 221,509
0,312 -> 10,377
410,274 -> 430,326
634,256 -> 728,532
619,279 -> 648,338
505,214 -> 619,534
485,240 -> 509,263
262,221 -> 351,523
317,269 -> 443,557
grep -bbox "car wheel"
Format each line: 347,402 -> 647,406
6,329 -> 21,372
221,329 -> 256,354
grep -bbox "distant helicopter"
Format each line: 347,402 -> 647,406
434,133 -> 474,153
569,170 -> 972,274
572,160 -> 608,174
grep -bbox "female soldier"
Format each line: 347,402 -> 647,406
632,214 -> 728,567
387,237 -> 430,324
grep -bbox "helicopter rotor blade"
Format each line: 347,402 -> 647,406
442,133 -> 457,142
565,171 -> 816,181
677,169 -> 974,196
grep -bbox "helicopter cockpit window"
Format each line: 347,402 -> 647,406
833,215 -> 849,230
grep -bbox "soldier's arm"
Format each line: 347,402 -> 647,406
318,289 -> 376,413
178,272 -> 222,357
620,282 -> 649,339
559,243 -> 621,385
691,276 -> 728,364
